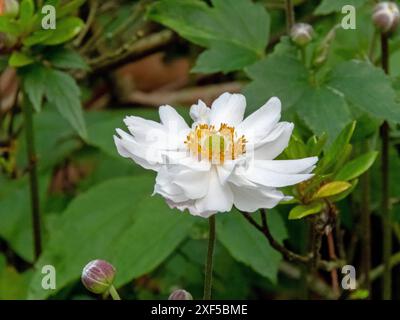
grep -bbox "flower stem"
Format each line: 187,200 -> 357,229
109,285 -> 121,300
361,141 -> 372,296
285,0 -> 295,33
22,95 -> 42,261
326,231 -> 340,297
203,215 -> 216,300
380,32 -> 392,300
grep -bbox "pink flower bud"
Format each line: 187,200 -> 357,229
0,0 -> 19,18
373,2 -> 400,33
168,289 -> 193,300
290,23 -> 314,47
81,259 -> 116,294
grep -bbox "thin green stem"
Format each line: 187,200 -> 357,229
371,252 -> 400,281
109,285 -> 121,300
380,32 -> 392,300
74,0 -> 99,47
203,215 -> 216,300
22,95 -> 42,261
361,141 -> 372,296
285,0 -> 295,33
300,46 -> 307,66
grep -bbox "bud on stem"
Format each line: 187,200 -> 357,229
373,2 -> 400,34
81,259 -> 121,299
168,289 -> 193,300
0,0 -> 19,18
290,23 -> 314,47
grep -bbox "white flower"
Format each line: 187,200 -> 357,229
114,92 -> 317,218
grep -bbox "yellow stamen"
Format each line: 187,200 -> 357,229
185,123 -> 247,164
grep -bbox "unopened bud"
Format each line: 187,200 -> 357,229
373,2 -> 400,33
168,289 -> 193,300
0,0 -> 19,18
81,259 -> 116,294
290,23 -> 314,46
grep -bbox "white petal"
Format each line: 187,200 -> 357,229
253,122 -> 294,160
176,157 -> 211,171
194,168 -> 234,213
114,130 -> 162,171
216,159 -> 243,185
209,92 -> 246,127
237,96 -> 281,143
188,207 -> 217,218
171,168 -> 210,199
253,157 -> 318,174
124,113 -> 188,151
240,162 -> 313,187
165,198 -> 197,213
190,100 -> 210,124
231,185 -> 287,212
159,105 -> 189,131
154,170 -> 189,203
124,116 -> 164,140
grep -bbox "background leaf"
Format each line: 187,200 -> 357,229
41,17 -> 84,46
45,69 -> 87,140
296,87 -> 352,142
45,47 -> 89,71
9,52 -> 34,67
148,0 -> 270,73
313,181 -> 352,199
244,51 -> 308,112
217,210 -> 287,283
27,176 -> 194,299
314,0 -> 368,15
335,151 -> 378,181
328,61 -> 400,123
288,202 -> 324,220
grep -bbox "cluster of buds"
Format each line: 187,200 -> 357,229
290,23 -> 314,47
373,2 -> 400,34
0,0 -> 19,18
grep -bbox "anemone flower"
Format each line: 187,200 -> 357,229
114,92 -> 317,218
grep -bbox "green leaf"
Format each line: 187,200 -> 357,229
27,176 -> 194,299
192,42 -> 259,74
328,179 -> 358,202
42,17 -> 84,45
307,133 -> 328,157
218,210 -> 287,283
23,29 -> 53,47
315,0 -> 368,15
45,47 -> 89,70
21,64 -> 47,112
0,16 -> 22,36
16,107 -> 82,171
318,121 -> 356,173
244,52 -> 308,112
335,151 -> 378,181
288,202 -> 324,220
9,52 -> 34,67
328,61 -> 400,122
148,0 -> 270,73
0,174 -> 50,262
284,134 -> 308,159
0,255 -> 33,299
45,69 -> 87,139
18,0 -> 35,31
313,181 -> 352,199
57,0 -> 86,19
296,87 -> 352,143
